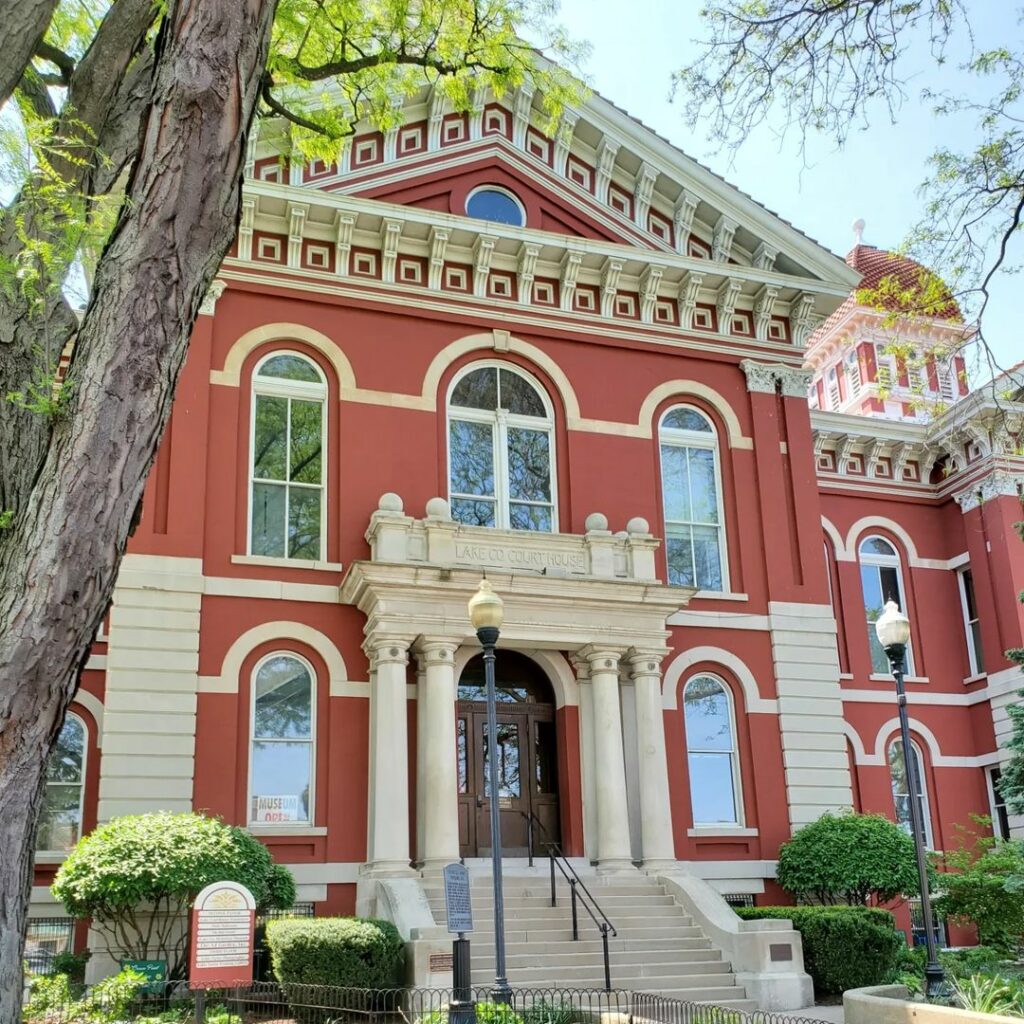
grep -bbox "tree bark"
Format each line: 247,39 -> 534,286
0,0 -> 278,1017
0,0 -> 59,109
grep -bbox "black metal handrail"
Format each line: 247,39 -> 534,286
517,810 -> 617,991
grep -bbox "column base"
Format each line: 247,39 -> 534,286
361,860 -> 416,878
595,858 -> 635,874
419,856 -> 461,876
640,858 -> 679,874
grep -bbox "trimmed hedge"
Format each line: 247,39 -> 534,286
736,906 -> 904,996
266,917 -> 405,989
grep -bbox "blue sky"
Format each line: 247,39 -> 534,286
552,0 -> 1021,377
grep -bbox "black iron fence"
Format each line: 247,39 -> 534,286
23,981 -> 837,1024
24,918 -> 76,975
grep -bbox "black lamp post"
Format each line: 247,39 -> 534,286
875,600 -> 945,998
467,578 -> 511,1003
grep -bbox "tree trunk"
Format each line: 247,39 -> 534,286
0,0 -> 277,1017
0,0 -> 59,109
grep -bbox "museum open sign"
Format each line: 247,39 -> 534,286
252,795 -> 301,823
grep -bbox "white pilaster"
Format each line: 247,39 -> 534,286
580,646 -> 633,870
416,638 -> 461,871
628,651 -> 676,868
365,637 -> 414,875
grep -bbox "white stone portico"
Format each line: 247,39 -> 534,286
339,493 -> 693,878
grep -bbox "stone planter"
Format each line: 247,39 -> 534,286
845,984 -> 1023,1024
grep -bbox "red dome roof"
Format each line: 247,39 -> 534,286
845,244 -> 962,322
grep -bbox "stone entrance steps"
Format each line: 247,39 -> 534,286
421,873 -> 756,1011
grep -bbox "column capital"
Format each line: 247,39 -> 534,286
626,649 -> 669,680
954,470 -> 1022,512
365,635 -> 413,669
577,645 -> 629,670
413,637 -> 460,668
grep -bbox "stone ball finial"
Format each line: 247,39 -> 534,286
378,492 -> 404,513
584,512 -> 609,532
852,218 -> 866,246
425,497 -> 451,520
626,516 -> 650,535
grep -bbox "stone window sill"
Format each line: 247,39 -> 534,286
247,825 -> 328,837
688,827 -> 759,838
33,852 -> 68,864
693,591 -> 750,602
963,672 -> 987,686
869,674 -> 930,685
232,555 -> 343,572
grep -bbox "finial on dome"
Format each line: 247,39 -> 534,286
852,218 -> 866,246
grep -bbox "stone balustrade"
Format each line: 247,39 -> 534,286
365,493 -> 661,582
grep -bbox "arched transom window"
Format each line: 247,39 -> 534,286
249,352 -> 326,561
659,406 -> 727,592
683,675 -> 741,826
447,363 -> 556,532
250,654 -> 315,826
37,713 -> 86,852
858,535 -> 914,674
888,738 -> 933,848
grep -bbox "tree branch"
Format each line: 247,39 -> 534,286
34,40 -> 76,84
0,0 -> 60,109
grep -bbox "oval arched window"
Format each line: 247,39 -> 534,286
466,187 -> 526,227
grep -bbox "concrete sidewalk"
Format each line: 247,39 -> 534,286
785,1005 -> 844,1023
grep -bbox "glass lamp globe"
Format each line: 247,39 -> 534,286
875,600 -> 911,649
468,578 -> 504,630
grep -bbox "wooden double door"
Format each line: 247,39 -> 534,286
456,652 -> 561,858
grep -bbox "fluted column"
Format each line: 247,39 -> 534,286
628,650 -> 676,869
416,638 -> 462,871
365,637 -> 414,875
580,645 -> 633,870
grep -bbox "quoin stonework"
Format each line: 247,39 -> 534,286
28,64 -> 1024,1009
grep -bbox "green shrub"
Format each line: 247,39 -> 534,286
24,967 -> 147,1024
267,916 -> 405,989
736,906 -> 904,996
952,973 -> 1024,1017
777,813 -> 923,905
420,1004 -> 524,1024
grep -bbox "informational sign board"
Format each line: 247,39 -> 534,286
443,862 -> 473,935
121,959 -> 166,994
189,880 -> 256,988
252,795 -> 300,823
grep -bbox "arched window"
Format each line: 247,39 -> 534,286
250,654 -> 315,826
466,186 -> 526,227
659,406 -> 727,592
858,535 -> 914,673
447,363 -> 556,531
683,675 -> 741,826
37,714 -> 86,852
888,738 -> 933,848
249,352 -> 326,561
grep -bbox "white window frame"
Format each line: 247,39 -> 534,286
859,535 -> 914,675
465,185 -> 527,228
446,361 -> 558,532
957,567 -> 984,677
248,351 -> 328,562
658,405 -> 730,594
37,712 -> 87,855
888,737 -> 934,849
248,651 -> 317,829
987,766 -> 1010,840
683,674 -> 743,827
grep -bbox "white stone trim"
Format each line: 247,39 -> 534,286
858,716 -> 1001,768
232,554 -> 343,572
688,827 -> 759,838
638,380 -> 752,449
198,621 -> 349,694
73,690 -> 105,748
662,646 -> 776,713
667,609 -> 771,630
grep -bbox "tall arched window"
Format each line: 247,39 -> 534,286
249,352 -> 326,561
250,654 -> 315,826
447,363 -> 556,531
858,535 -> 913,673
683,675 -> 741,826
888,738 -> 933,848
659,406 -> 727,592
37,714 -> 86,852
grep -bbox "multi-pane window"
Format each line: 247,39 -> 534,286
37,714 -> 86,852
249,353 -> 326,561
250,655 -> 314,826
683,675 -> 740,826
988,767 -> 1010,841
859,536 -> 913,674
958,568 -> 984,676
660,407 -> 726,592
447,364 -> 555,531
889,738 -> 933,848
